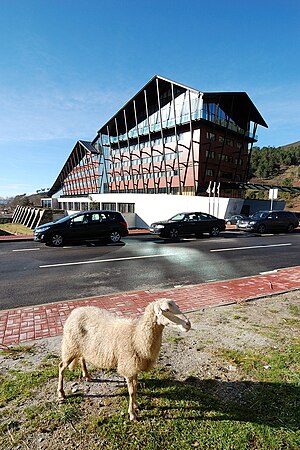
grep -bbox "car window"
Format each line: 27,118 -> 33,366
199,213 -> 213,221
71,214 -> 87,225
170,213 -> 185,221
91,213 -> 107,222
252,212 -> 268,219
106,212 -> 120,221
184,214 -> 198,222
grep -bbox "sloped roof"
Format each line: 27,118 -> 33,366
203,92 -> 268,129
48,140 -> 97,197
93,75 -> 267,139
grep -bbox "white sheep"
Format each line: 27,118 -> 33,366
57,298 -> 191,421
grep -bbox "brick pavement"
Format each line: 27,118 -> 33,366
1,266 -> 299,346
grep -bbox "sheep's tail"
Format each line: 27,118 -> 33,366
68,357 -> 79,370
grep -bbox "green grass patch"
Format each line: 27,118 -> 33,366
288,304 -> 300,316
281,317 -> 300,327
218,342 -> 300,384
0,223 -> 33,235
166,336 -> 184,343
0,351 -> 299,449
0,343 -> 36,358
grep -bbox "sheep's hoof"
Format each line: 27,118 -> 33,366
84,374 -> 92,382
129,410 -> 139,421
57,391 -> 66,402
129,414 -> 138,422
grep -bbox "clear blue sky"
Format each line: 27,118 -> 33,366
0,0 -> 299,198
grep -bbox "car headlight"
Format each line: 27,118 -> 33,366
249,221 -> 256,225
155,224 -> 165,229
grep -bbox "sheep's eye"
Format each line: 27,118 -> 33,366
162,308 -> 169,313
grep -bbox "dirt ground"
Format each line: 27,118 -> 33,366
1,290 -> 299,384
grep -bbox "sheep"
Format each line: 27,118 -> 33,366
57,298 -> 191,421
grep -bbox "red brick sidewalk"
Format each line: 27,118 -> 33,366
1,266 -> 299,346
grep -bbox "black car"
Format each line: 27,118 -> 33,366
225,214 -> 248,225
237,210 -> 299,234
34,210 -> 128,246
149,212 -> 226,239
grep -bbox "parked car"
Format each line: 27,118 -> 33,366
149,212 -> 226,239
225,214 -> 248,225
34,210 -> 128,246
237,210 -> 299,234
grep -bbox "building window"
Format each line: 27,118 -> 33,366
219,154 -> 233,163
206,150 -> 215,159
206,132 -> 216,141
219,136 -> 225,143
206,169 -> 214,176
118,203 -> 135,213
226,138 -> 234,147
102,203 -> 116,211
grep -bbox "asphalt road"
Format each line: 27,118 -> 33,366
1,230 -> 299,309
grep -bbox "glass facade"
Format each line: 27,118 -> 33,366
49,76 -> 267,199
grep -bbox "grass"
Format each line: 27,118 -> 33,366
0,222 -> 33,235
0,343 -> 36,358
0,346 -> 299,450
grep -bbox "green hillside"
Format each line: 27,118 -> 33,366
247,141 -> 300,210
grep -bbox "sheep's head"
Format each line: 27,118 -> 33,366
154,299 -> 191,332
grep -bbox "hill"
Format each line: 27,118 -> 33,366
248,141 -> 300,210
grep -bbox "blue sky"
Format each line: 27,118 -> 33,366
0,0 -> 299,198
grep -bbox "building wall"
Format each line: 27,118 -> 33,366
93,80 -> 255,198
57,193 -> 245,228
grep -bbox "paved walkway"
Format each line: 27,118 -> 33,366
1,266 -> 300,346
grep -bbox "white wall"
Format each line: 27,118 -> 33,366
57,193 -> 243,227
91,193 -> 231,227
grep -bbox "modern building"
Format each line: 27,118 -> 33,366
47,75 -> 269,225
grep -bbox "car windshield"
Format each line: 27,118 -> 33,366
251,211 -> 268,220
54,213 -> 79,224
169,213 -> 186,221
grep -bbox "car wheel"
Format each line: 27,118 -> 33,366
50,233 -> 64,247
210,226 -> 220,237
257,224 -> 266,234
287,223 -> 294,233
109,230 -> 121,243
169,227 -> 179,239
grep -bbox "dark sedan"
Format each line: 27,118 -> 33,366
237,210 -> 299,234
149,212 -> 226,239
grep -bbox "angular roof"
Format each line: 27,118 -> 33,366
93,75 -> 267,139
48,140 -> 97,197
203,91 -> 268,129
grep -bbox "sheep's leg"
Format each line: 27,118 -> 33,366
57,357 -> 74,401
80,357 -> 91,381
126,376 -> 138,421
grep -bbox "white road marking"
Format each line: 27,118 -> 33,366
259,270 -> 279,275
13,248 -> 40,252
210,243 -> 292,252
39,253 -> 175,268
